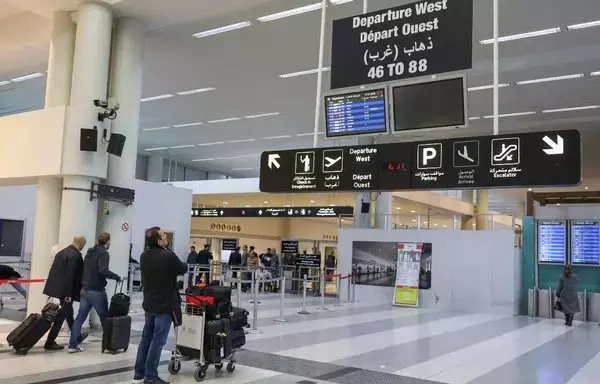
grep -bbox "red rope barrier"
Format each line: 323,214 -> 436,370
0,279 -> 46,284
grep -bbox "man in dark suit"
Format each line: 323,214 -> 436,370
43,236 -> 88,351
196,244 -> 213,284
228,246 -> 242,288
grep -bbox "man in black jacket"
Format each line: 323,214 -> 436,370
43,236 -> 87,351
68,232 -> 121,353
134,227 -> 187,384
228,246 -> 242,288
196,244 -> 213,284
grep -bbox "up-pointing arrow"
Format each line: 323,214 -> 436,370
268,154 -> 281,169
543,135 -> 564,155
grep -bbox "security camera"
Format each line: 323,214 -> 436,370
95,98 -> 120,122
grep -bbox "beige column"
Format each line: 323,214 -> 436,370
476,190 -> 489,230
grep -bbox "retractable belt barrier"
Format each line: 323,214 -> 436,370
0,279 -> 45,284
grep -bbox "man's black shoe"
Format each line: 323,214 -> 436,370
144,378 -> 170,384
44,342 -> 65,351
77,332 -> 89,344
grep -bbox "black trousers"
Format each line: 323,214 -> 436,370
46,300 -> 73,345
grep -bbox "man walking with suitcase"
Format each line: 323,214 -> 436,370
68,232 -> 122,353
43,236 -> 88,351
134,227 -> 187,384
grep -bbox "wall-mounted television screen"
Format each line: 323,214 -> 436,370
391,76 -> 466,132
570,220 -> 600,266
0,219 -> 24,257
537,220 -> 567,264
324,88 -> 389,138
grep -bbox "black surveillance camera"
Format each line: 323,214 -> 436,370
94,99 -> 109,108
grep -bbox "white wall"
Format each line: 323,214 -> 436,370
534,203 -> 600,219
131,179 -> 192,262
338,228 -> 517,314
0,185 -> 37,260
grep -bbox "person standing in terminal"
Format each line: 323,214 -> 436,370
68,233 -> 121,353
196,243 -> 213,283
556,265 -> 580,327
241,245 -> 249,292
43,236 -> 88,351
228,246 -> 242,288
187,246 -> 198,264
133,227 -> 187,384
0,264 -> 27,299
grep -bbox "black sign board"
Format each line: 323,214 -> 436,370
222,239 -> 238,251
191,206 -> 354,218
281,240 -> 299,254
331,0 -> 473,89
260,130 -> 581,192
295,254 -> 322,268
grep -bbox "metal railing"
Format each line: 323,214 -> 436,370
345,213 -> 519,231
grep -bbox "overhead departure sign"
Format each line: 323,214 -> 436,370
259,130 -> 581,192
330,0 -> 473,89
191,206 -> 354,218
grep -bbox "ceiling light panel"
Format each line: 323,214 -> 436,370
330,0 -> 354,4
261,135 -> 292,140
169,144 -> 195,149
173,122 -> 203,128
542,105 -> 600,113
516,74 -> 584,85
143,126 -> 171,131
297,132 -> 325,136
197,142 -> 225,147
145,147 -> 168,151
206,117 -> 241,124
141,94 -> 174,102
590,71 -> 600,76
227,139 -> 256,144
567,20 -> 600,30
11,72 -> 44,82
0,80 -> 11,86
176,87 -> 215,96
279,67 -> 330,79
257,3 -> 322,23
244,112 -> 280,119
193,21 -> 252,38
468,116 -> 481,120
232,168 -> 255,171
468,83 -> 510,91
479,27 -> 561,44
483,111 -> 536,118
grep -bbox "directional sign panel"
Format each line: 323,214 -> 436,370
259,130 -> 581,192
191,207 -> 354,218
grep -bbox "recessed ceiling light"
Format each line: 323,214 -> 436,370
297,132 -> 325,136
206,117 -> 241,124
330,0 -> 354,4
141,94 -> 174,102
192,158 -> 216,162
169,144 -> 195,149
173,122 -> 203,128
279,67 -> 330,79
443,225 -> 448,228
228,138 -> 256,144
223,201 -> 228,205
542,105 -> 600,113
591,71 -> 600,76
0,80 -> 11,86
197,142 -> 225,147
434,223 -> 438,226
193,21 -> 253,38
310,200 -> 315,203
410,210 -> 416,213
567,20 -> 600,30
468,116 -> 481,121
232,167 -> 254,171
412,219 -> 417,222
557,203 -> 561,206
145,147 -> 168,151
11,72 -> 44,82
330,204 -> 336,206
483,111 -> 536,118
192,154 -> 258,162
285,204 -> 291,207
261,135 -> 291,140
143,126 -> 171,131
528,188 -> 532,191
244,112 -> 280,119
516,74 -> 584,85
264,201 -> 269,204
245,205 -> 251,208
480,27 -> 561,44
257,3 -> 322,23
468,83 -> 510,91
585,186 -> 589,190
423,221 -> 428,224
176,87 -> 215,96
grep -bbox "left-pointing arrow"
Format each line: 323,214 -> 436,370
543,135 -> 564,155
268,154 -> 281,169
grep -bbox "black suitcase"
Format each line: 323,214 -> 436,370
204,318 -> 232,363
230,307 -> 249,329
102,315 -> 131,354
231,328 -> 246,349
7,303 -> 59,355
108,281 -> 131,317
201,286 -> 232,303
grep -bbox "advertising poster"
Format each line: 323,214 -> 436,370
351,241 -> 398,287
393,243 -> 423,307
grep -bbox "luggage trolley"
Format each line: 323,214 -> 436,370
169,303 -> 237,381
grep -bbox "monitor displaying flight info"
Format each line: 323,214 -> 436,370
324,88 -> 388,138
537,220 -> 567,264
570,220 -> 600,265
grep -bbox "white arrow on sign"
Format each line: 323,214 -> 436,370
268,154 -> 281,169
543,135 -> 564,155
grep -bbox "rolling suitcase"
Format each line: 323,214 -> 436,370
7,302 -> 59,355
109,281 -> 131,317
230,307 -> 249,330
102,315 -> 131,354
204,318 -> 232,363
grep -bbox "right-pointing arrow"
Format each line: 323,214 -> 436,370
543,135 -> 564,155
268,154 -> 281,169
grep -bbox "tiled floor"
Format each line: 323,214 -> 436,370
2,291 -> 600,383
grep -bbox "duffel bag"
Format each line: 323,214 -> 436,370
230,307 -> 249,330
201,285 -> 232,303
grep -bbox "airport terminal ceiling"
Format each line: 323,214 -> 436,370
0,0 -> 599,192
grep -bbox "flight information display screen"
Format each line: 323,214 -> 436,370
324,88 -> 388,138
537,220 -> 567,264
570,220 -> 600,265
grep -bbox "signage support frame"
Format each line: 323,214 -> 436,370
313,0 -> 328,149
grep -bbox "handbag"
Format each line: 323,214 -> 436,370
554,299 -> 563,312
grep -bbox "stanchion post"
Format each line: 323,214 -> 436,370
317,269 -> 328,311
352,272 -> 357,302
247,270 -> 263,334
274,277 -> 288,323
298,274 -> 310,315
348,273 -> 353,303
334,275 -> 343,307
237,272 -> 242,309
584,289 -> 588,322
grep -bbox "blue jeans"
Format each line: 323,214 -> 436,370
10,283 -> 27,298
134,313 -> 172,381
69,289 -> 108,349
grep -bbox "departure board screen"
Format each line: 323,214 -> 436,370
570,220 -> 600,265
325,89 -> 388,138
537,220 -> 567,264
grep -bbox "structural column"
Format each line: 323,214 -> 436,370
99,17 -> 146,293
58,1 -> 113,247
461,189 -> 474,230
475,190 -> 489,230
147,156 -> 164,182
28,11 -> 75,315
